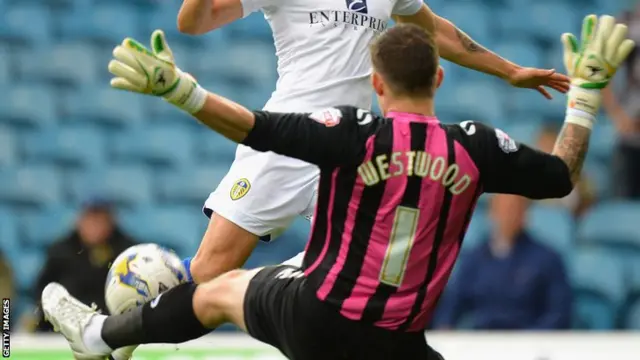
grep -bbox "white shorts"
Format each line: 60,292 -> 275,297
203,144 -> 319,240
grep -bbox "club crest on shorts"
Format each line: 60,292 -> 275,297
309,108 -> 342,127
230,178 -> 251,200
495,128 -> 519,153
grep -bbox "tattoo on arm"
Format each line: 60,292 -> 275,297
454,28 -> 488,53
552,123 -> 591,184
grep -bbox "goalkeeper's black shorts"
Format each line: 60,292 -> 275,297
243,265 -> 445,360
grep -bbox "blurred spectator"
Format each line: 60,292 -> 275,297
0,250 -> 14,301
31,197 -> 137,332
536,123 -> 596,217
434,195 -> 572,330
603,5 -> 640,199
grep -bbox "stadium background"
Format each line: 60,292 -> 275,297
1,0 -> 640,358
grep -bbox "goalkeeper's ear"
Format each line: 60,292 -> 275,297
151,30 -> 175,63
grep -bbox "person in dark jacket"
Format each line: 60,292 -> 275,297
434,194 -> 572,330
33,197 -> 137,332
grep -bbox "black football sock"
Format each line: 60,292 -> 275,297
101,283 -> 211,349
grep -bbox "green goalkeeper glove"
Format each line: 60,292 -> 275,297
108,30 -> 207,114
561,14 -> 635,128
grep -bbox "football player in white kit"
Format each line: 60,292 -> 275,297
176,0 -> 571,282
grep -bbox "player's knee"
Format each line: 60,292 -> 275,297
193,269 -> 247,327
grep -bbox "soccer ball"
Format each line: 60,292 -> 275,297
105,243 -> 187,315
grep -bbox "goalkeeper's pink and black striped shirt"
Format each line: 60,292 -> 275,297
243,105 -> 572,332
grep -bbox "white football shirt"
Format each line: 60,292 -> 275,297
241,0 -> 423,113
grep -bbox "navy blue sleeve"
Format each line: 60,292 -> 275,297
242,106 -> 381,168
529,251 -> 573,330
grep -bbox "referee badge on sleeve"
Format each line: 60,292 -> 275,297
230,178 -> 251,200
495,128 -> 519,153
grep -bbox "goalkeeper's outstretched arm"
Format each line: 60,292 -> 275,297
551,15 -> 634,185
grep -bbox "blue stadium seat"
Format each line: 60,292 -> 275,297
437,3 -> 491,45
502,112 -> 546,130
570,248 -> 626,305
0,208 -> 19,259
65,87 -> 144,128
60,4 -> 140,43
474,192 -> 491,211
94,0 -> 157,7
589,122 -> 616,162
438,60 -> 465,83
578,202 -> 640,251
196,42 -> 277,85
527,205 -> 574,258
628,258 -> 640,294
573,294 -> 618,330
535,93 -> 568,120
0,46 -> 9,84
22,125 -> 106,167
12,251 -> 44,292
239,88 -> 271,111
571,248 -> 626,330
112,126 -> 193,167
461,210 -> 489,253
157,165 -> 229,204
118,207 -> 207,257
200,29 -> 229,50
502,121 -> 543,147
228,13 -> 273,42
14,42 -> 99,86
195,130 -> 238,165
0,166 -> 61,206
0,4 -> 51,45
190,48 -> 231,81
21,206 -> 76,248
526,3 -> 579,43
41,43 -> 99,86
228,42 -> 278,85
0,126 -> 16,167
594,0 -> 628,17
493,42 -> 544,69
624,300 -> 640,330
437,80 -> 506,123
144,98 -> 199,128
199,81 -> 245,104
145,2 -> 205,46
0,85 -> 56,127
495,8 -> 536,41
67,167 -> 153,206
546,45 -> 565,75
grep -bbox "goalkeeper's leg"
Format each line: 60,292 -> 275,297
82,268 -> 261,355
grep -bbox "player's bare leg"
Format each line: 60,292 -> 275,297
41,269 -> 262,357
189,213 -> 259,283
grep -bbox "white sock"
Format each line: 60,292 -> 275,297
82,315 -> 113,354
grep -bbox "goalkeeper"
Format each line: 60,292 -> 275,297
41,14 -> 633,360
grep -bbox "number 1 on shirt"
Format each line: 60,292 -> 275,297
379,206 -> 419,287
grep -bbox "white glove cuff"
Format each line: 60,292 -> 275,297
565,86 -> 601,129
180,84 -> 207,114
165,72 -> 207,114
